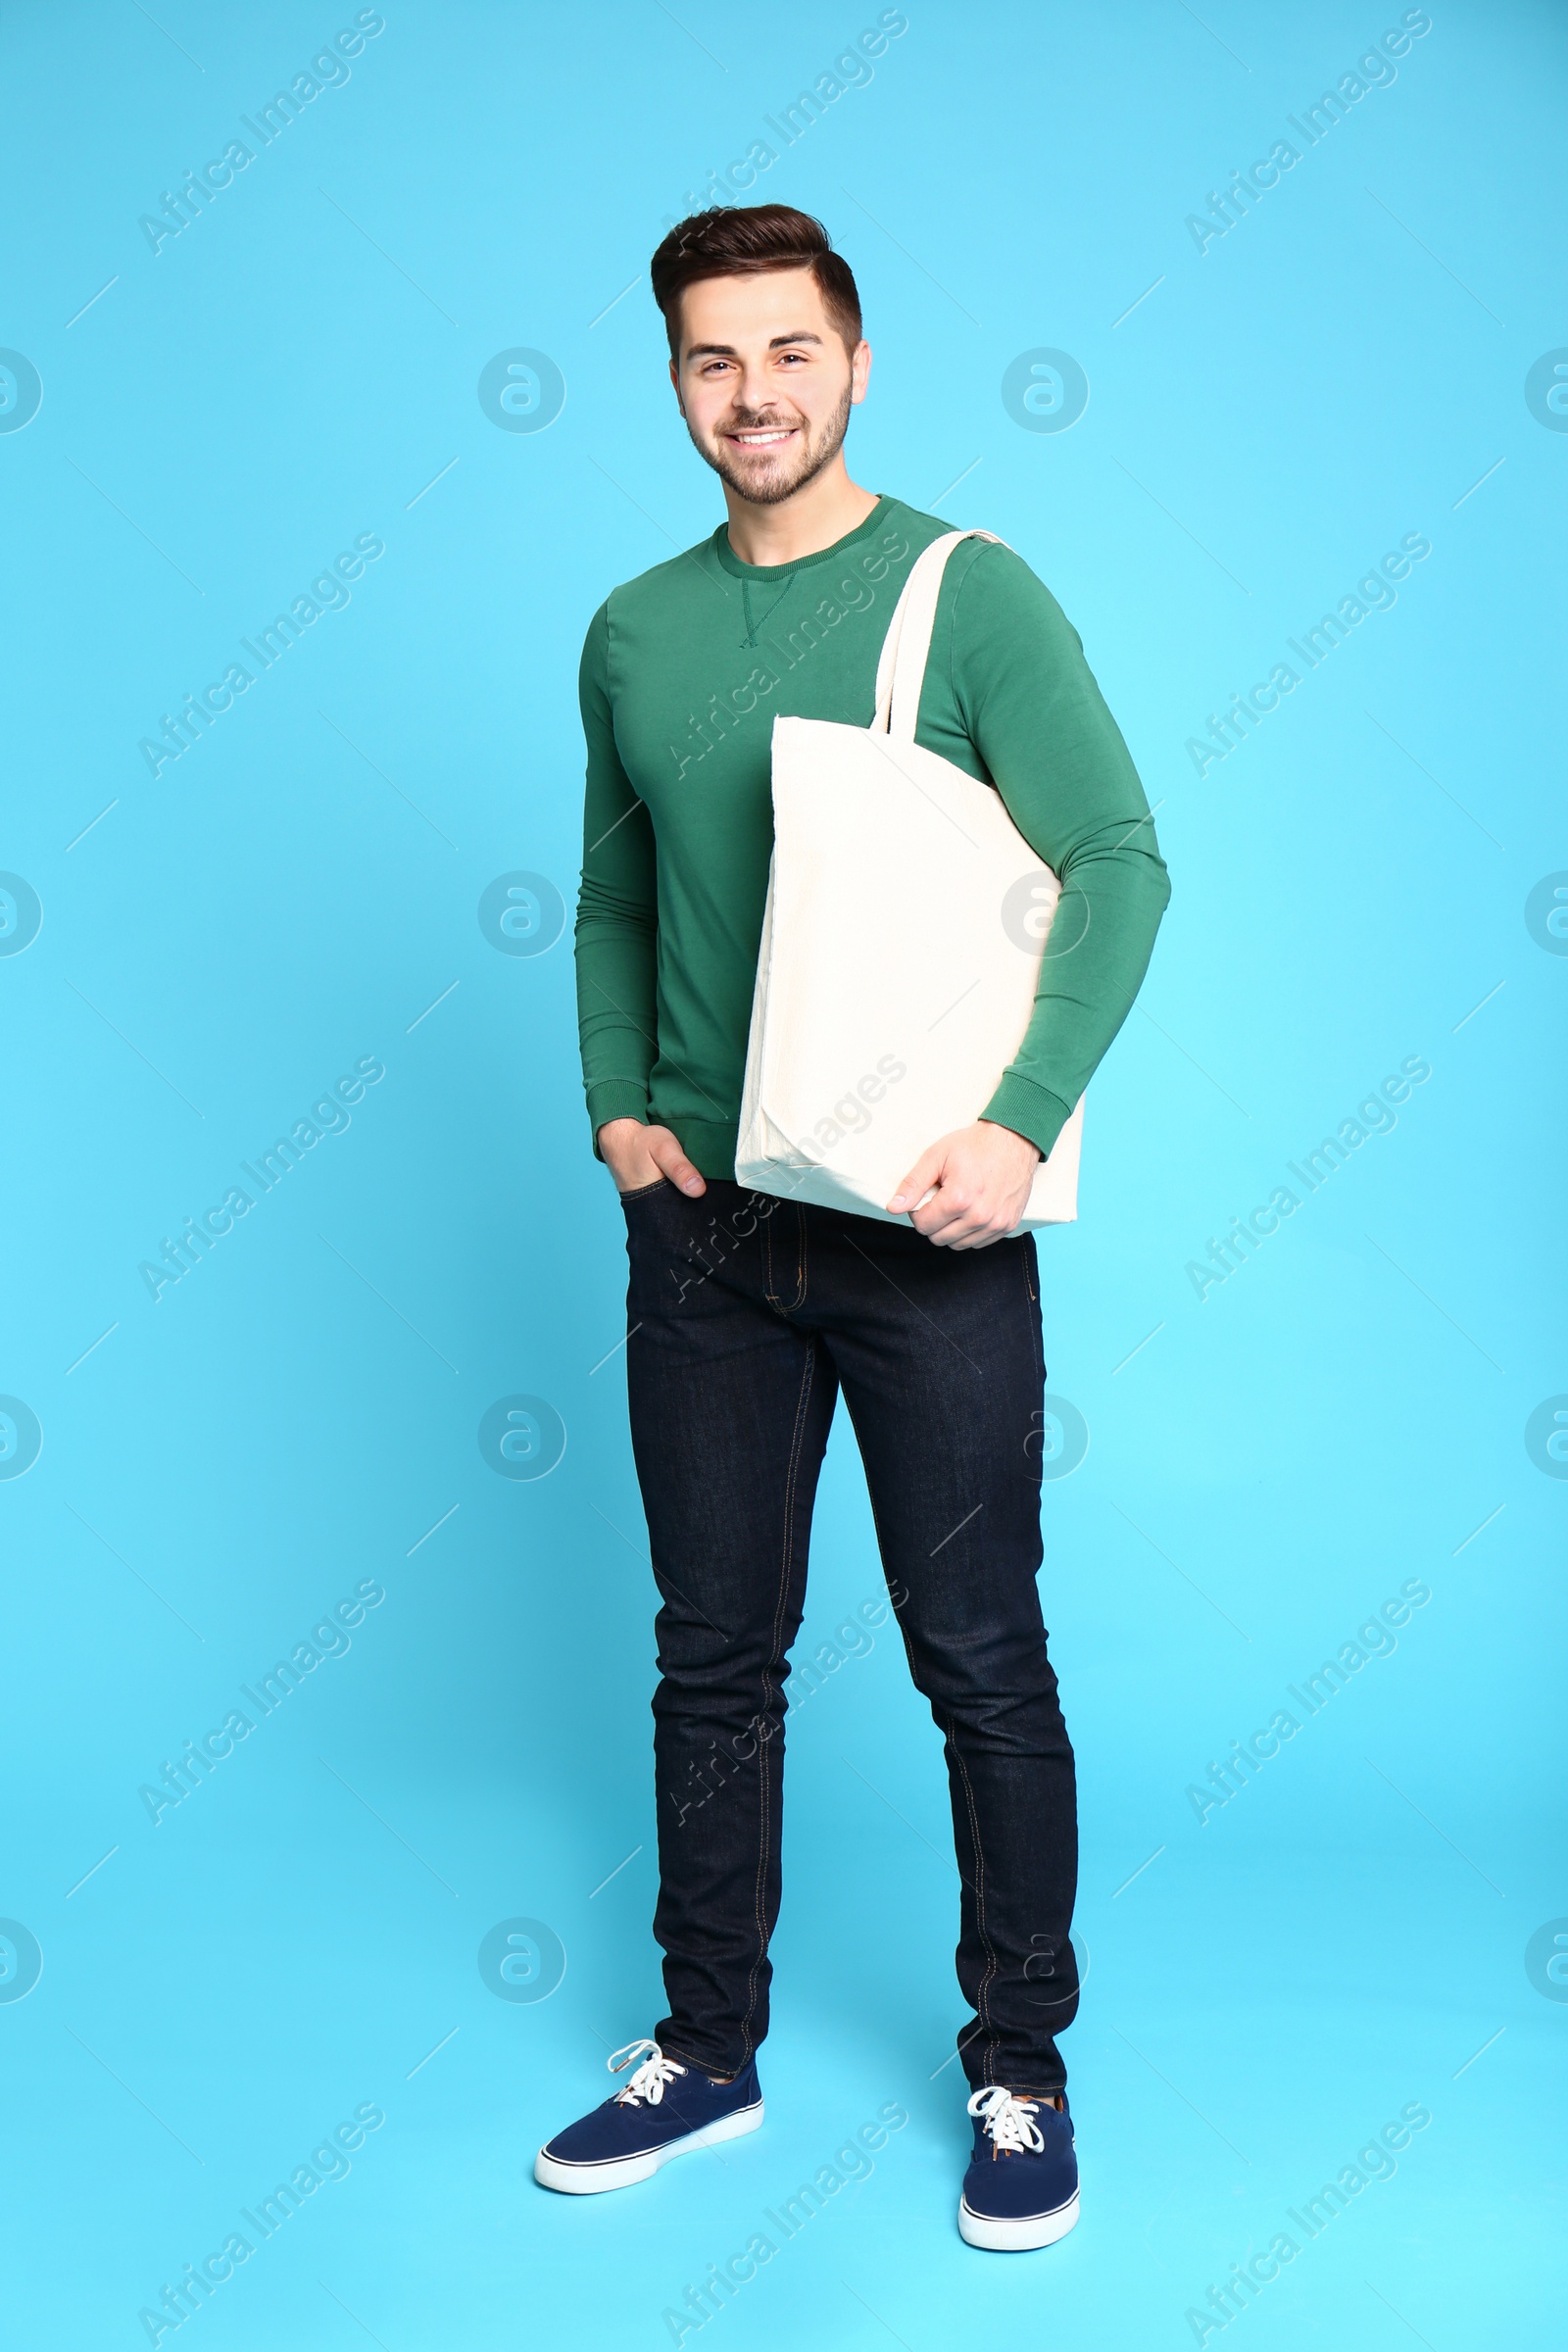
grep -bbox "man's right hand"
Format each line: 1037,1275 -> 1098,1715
598,1117 -> 708,1199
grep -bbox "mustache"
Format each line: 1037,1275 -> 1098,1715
720,410 -> 804,432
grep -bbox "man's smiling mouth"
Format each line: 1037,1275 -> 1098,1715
725,425 -> 799,448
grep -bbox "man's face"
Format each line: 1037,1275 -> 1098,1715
670,267 -> 870,507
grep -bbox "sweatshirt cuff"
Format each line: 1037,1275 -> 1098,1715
980,1072 -> 1075,1164
586,1080 -> 651,1163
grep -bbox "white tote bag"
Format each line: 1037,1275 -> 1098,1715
735,528 -> 1085,1232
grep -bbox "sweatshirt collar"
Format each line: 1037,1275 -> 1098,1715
710,494 -> 896,582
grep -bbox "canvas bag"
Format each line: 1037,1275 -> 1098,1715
735,527 -> 1086,1231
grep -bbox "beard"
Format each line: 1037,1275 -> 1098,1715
687,378 -> 855,507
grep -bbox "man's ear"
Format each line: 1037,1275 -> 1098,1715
668,355 -> 685,416
850,338 -> 872,407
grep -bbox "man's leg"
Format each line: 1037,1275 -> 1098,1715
803,1202 -> 1079,2094
621,1179 -> 840,2079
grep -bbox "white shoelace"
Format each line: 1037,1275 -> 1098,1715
609,2037 -> 688,2108
967,2084 -> 1047,2155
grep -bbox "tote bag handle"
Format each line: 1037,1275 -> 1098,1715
871,528 -> 1009,744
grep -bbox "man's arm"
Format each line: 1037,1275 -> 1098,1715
956,540 -> 1171,1154
886,540 -> 1171,1247
574,602 -> 660,1162
573,603 -> 708,1196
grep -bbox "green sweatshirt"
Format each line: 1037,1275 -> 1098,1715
573,494 -> 1170,1177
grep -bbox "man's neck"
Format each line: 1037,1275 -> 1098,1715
721,462 -> 880,568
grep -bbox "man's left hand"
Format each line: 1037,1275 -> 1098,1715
887,1121 -> 1042,1249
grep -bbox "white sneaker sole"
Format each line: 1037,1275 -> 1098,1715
958,2186 -> 1080,2250
534,2099 -> 763,2194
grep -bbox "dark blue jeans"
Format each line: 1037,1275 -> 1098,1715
619,1174 -> 1079,2096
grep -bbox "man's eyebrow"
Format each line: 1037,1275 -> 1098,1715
684,330 -> 824,358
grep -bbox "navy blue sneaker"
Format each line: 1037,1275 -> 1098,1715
534,2038 -> 763,2195
958,2085 -> 1079,2249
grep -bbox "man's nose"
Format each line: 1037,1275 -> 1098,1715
732,366 -> 780,413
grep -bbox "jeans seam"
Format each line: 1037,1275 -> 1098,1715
858,1465 -> 899,1623
1022,1238 -> 1044,1391
945,1705 -> 1005,2086
767,1202 -> 807,1312
854,1375 -> 1006,2089
763,1203 -> 785,1307
736,1331 -> 817,2062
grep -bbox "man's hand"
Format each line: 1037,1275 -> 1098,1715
598,1117 -> 708,1199
887,1120 -> 1040,1249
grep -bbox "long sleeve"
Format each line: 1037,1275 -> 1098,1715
944,544 -> 1171,1160
573,600 -> 659,1163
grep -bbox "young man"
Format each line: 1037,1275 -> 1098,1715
536,205 -> 1169,2250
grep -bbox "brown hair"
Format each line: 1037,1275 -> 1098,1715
650,205 -> 862,360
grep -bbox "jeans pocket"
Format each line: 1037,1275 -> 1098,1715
618,1176 -> 673,1204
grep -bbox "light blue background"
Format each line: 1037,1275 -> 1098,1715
2,2 -> 1563,2345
